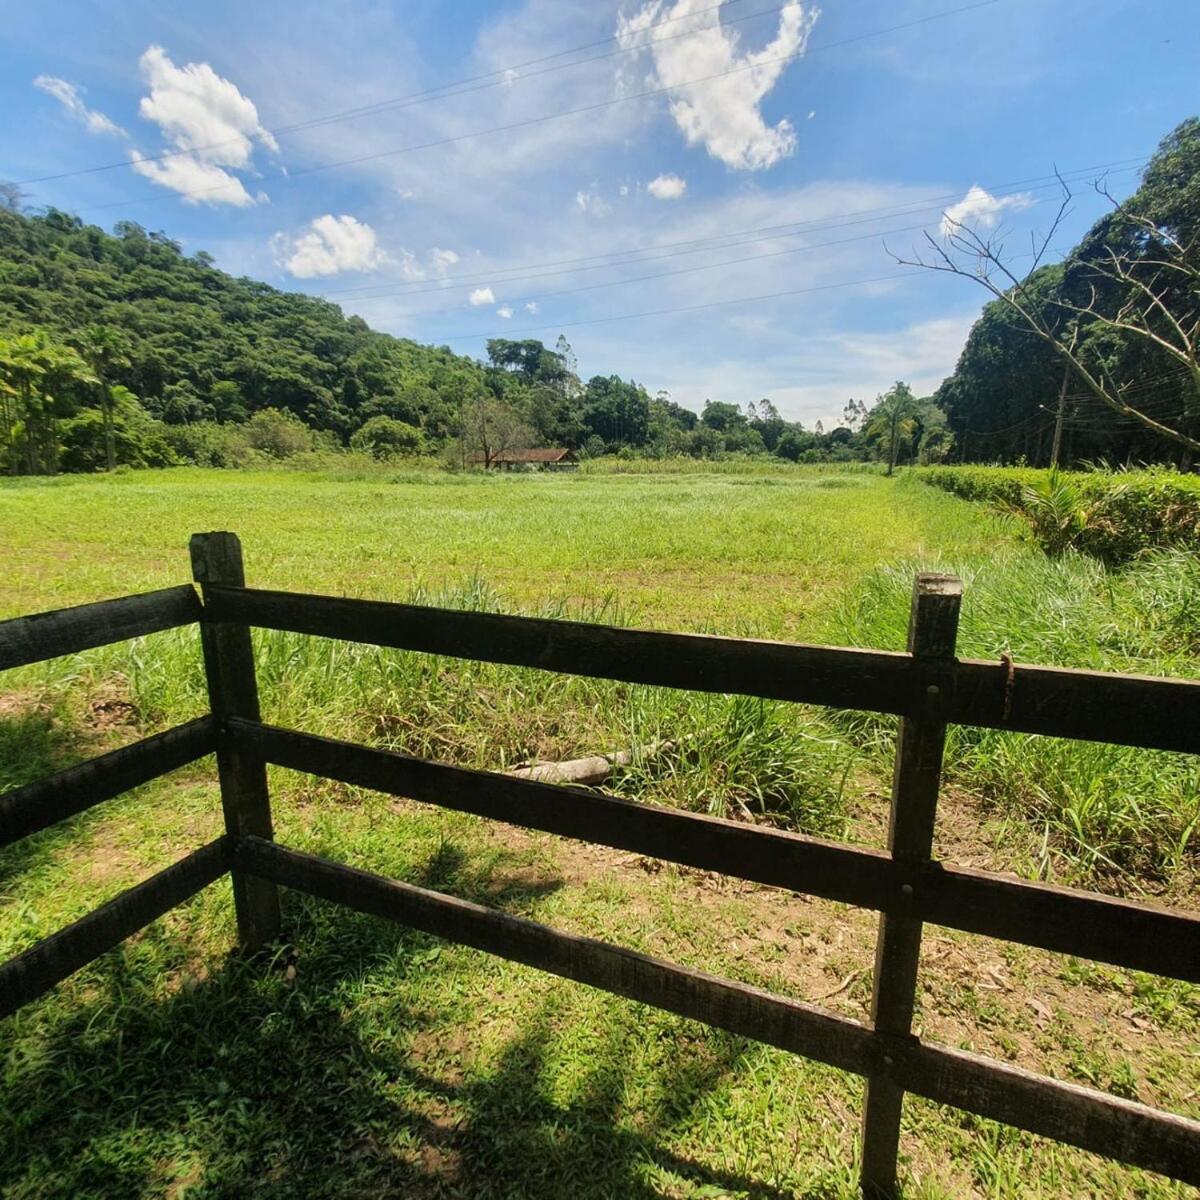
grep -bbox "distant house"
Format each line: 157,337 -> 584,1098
468,448 -> 579,471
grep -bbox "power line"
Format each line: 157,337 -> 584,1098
18,0 -> 776,185
389,220 -> 938,317
312,158 -> 1146,302
962,410 -> 1054,438
436,269 -> 924,341
76,0 -> 1003,214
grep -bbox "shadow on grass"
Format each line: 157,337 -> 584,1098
0,699 -> 106,885
0,839 -> 840,1199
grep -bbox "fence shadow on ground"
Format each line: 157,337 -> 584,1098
0,842 -> 829,1199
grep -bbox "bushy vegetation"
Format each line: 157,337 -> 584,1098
916,464 -> 1200,559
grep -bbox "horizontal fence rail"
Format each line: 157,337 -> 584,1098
0,585 -> 201,673
0,717 -> 217,849
208,585 -> 1200,753
236,836 -> 1200,1187
0,838 -> 230,1020
230,718 -> 1200,983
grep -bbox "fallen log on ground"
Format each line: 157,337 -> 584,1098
508,739 -> 676,786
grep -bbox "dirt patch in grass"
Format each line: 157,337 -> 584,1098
387,788 -> 1198,1121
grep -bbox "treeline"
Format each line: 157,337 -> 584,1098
935,117 -> 1199,469
0,203 -> 950,474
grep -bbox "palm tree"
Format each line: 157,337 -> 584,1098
867,381 -> 919,476
78,325 -> 130,471
0,334 -> 47,475
35,339 -> 96,474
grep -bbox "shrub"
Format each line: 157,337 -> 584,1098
349,415 -> 425,460
164,421 -> 252,468
243,407 -> 315,459
916,465 -> 1200,560
58,404 -> 179,472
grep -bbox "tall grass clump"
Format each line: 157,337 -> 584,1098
826,547 -> 1200,882
580,456 -> 884,476
3,576 -> 856,842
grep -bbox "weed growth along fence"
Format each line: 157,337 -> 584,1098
1,532 -> 1198,1197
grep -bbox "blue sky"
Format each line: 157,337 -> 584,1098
3,0 -> 1197,423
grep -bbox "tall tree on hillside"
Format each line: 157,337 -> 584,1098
0,332 -> 93,475
0,335 -> 44,475
78,325 -> 130,471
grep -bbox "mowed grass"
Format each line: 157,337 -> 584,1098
1,466 -> 1197,1199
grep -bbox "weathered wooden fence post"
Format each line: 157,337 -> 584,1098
860,572 -> 962,1198
190,532 -> 280,951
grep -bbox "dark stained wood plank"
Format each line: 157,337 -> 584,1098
895,1039 -> 1200,1187
0,838 -> 230,1019
924,863 -> 1200,984
205,584 -> 925,713
0,585 -> 201,672
239,837 -> 1200,1187
228,719 -> 1200,982
0,716 -> 217,849
191,533 -> 279,951
227,718 -> 897,908
205,585 -> 1200,753
861,574 -> 962,1198
950,657 -> 1200,754
236,836 -> 876,1076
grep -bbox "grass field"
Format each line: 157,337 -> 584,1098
1,466 -> 1197,1198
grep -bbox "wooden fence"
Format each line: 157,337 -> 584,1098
1,531 -> 1197,1197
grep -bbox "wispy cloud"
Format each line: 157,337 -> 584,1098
34,75 -> 126,138
575,189 -> 611,216
431,248 -> 460,275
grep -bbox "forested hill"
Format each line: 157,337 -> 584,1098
0,207 -> 488,439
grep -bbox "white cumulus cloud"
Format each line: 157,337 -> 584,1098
131,45 -> 276,205
617,0 -> 818,171
525,301 -> 539,314
647,173 -> 687,200
34,75 -> 127,138
133,149 -> 257,206
939,185 -> 1034,237
497,306 -> 514,319
469,287 -> 496,306
273,214 -> 390,277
